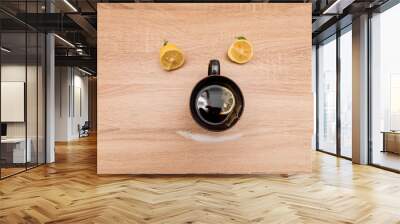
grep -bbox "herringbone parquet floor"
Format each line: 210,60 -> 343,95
1,135 -> 400,224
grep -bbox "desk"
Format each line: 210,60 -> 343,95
382,131 -> 400,154
1,138 -> 31,163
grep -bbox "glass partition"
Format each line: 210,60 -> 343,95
317,35 -> 337,154
339,27 -> 352,158
27,31 -> 38,169
1,31 -> 28,177
0,2 -> 46,179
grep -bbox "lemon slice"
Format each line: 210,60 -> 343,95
228,36 -> 253,64
160,40 -> 185,71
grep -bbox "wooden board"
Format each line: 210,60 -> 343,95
97,3 -> 312,174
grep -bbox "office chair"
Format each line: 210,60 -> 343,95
79,121 -> 90,138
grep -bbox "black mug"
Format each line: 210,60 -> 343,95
189,59 -> 244,131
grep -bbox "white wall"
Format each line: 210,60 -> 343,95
1,65 -> 27,145
72,73 -> 89,138
55,67 -> 89,141
1,65 -> 36,138
1,82 -> 25,122
55,67 -> 70,141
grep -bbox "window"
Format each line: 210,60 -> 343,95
371,3 -> 400,171
317,35 -> 337,154
316,25 -> 353,158
339,27 -> 352,158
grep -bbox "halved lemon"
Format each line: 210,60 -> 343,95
159,40 -> 185,71
228,36 -> 253,64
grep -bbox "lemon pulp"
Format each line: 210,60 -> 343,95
159,41 -> 185,71
228,37 -> 253,64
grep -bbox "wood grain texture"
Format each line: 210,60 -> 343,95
97,3 -> 312,174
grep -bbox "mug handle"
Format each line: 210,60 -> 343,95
208,59 -> 220,76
